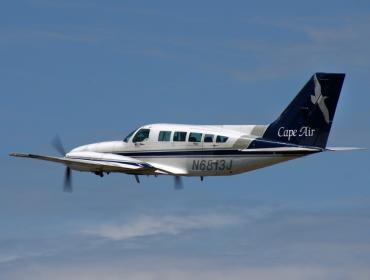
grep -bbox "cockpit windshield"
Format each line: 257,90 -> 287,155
123,129 -> 136,142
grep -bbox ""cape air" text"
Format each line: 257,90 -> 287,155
278,126 -> 316,141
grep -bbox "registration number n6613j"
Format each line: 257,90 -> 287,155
192,160 -> 233,171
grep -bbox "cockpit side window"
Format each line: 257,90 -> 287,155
158,131 -> 171,141
216,135 -> 228,143
204,134 -> 214,143
133,129 -> 150,143
123,130 -> 136,142
189,132 -> 202,142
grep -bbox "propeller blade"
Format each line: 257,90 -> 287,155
51,135 -> 66,156
64,167 -> 72,193
174,176 -> 183,190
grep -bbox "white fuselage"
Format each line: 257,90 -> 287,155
67,123 -> 310,177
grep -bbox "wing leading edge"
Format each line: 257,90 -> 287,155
9,152 -> 185,175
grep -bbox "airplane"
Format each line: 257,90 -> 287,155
10,72 -> 363,192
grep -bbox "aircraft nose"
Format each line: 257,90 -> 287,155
67,141 -> 122,156
69,145 -> 89,153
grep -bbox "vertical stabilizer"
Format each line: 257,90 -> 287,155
263,73 -> 345,148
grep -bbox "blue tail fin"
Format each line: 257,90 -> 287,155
263,73 -> 345,148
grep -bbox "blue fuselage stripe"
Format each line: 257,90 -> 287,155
114,149 -> 318,157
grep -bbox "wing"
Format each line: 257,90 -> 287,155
9,151 -> 186,175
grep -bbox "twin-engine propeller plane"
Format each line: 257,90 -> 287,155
10,73 -> 362,192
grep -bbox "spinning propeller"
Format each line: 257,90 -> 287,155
51,135 -> 72,193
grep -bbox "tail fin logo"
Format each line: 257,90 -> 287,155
311,74 -> 330,124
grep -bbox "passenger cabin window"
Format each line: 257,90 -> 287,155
189,132 -> 202,142
123,130 -> 136,142
173,131 -> 187,142
158,131 -> 171,141
216,135 -> 228,143
204,134 -> 214,143
133,129 -> 150,143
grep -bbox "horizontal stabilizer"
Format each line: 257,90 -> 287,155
326,147 -> 367,151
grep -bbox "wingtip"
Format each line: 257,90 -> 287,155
9,152 -> 29,157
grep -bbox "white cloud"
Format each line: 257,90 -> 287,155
0,254 -> 20,264
81,214 -> 242,241
4,260 -> 370,280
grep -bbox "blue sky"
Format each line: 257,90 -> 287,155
1,1 -> 370,279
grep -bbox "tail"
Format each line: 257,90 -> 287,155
263,72 -> 345,148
